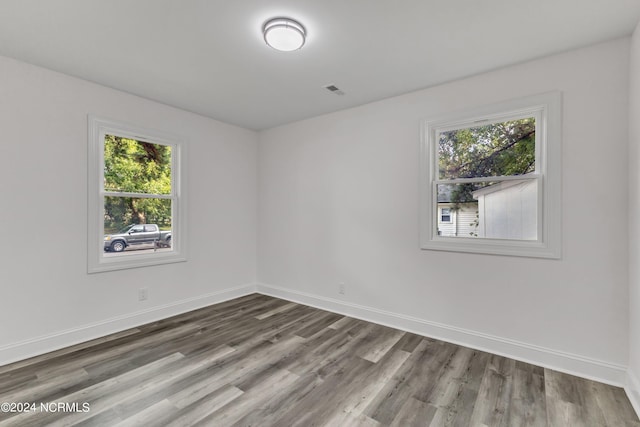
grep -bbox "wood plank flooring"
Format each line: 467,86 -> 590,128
0,294 -> 638,426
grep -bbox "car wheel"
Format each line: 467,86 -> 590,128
111,241 -> 126,252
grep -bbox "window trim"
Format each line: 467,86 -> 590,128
88,116 -> 188,273
440,208 -> 453,223
420,92 -> 562,258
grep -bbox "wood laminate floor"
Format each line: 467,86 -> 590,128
0,294 -> 638,426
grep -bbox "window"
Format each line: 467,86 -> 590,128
420,92 -> 561,258
88,116 -> 187,273
440,208 -> 452,223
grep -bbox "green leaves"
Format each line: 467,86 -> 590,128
438,118 -> 535,180
104,135 -> 171,194
438,118 -> 535,209
103,135 -> 172,232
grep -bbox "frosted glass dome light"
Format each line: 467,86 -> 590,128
263,18 -> 306,52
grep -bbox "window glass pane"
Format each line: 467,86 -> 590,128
104,196 -> 172,255
436,180 -> 537,240
104,135 -> 172,194
438,118 -> 535,180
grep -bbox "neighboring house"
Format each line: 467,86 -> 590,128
472,179 -> 537,240
437,178 -> 537,239
437,186 -> 479,237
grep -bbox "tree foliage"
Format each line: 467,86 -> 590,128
103,135 -> 172,232
438,118 -> 535,207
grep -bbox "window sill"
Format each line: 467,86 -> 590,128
421,237 -> 560,259
88,249 -> 187,273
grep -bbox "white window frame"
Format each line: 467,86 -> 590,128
440,208 -> 453,223
88,116 -> 187,273
420,92 -> 561,258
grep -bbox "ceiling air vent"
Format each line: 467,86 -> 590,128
324,84 -> 345,96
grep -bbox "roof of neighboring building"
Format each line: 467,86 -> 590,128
437,185 -> 453,203
437,185 -> 477,204
471,178 -> 532,197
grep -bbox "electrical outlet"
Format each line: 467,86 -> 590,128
338,282 -> 346,295
138,288 -> 149,301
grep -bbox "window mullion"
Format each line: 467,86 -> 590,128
102,191 -> 173,200
435,174 -> 539,185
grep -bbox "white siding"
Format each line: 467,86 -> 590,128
437,203 -> 478,237
476,180 -> 537,240
437,205 -> 455,236
456,205 -> 479,237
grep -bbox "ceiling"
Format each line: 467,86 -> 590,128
1,1 -> 639,130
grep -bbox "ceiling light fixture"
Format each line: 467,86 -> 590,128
263,17 -> 306,52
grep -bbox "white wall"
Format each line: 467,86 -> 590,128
258,38 -> 631,383
627,21 -> 640,414
0,55 -> 258,364
0,32 -> 635,397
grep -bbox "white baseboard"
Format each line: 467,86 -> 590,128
1,281 -> 630,395
0,283 -> 256,367
256,283 -> 627,386
627,369 -> 640,419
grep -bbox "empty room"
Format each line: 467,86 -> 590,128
1,1 -> 640,425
